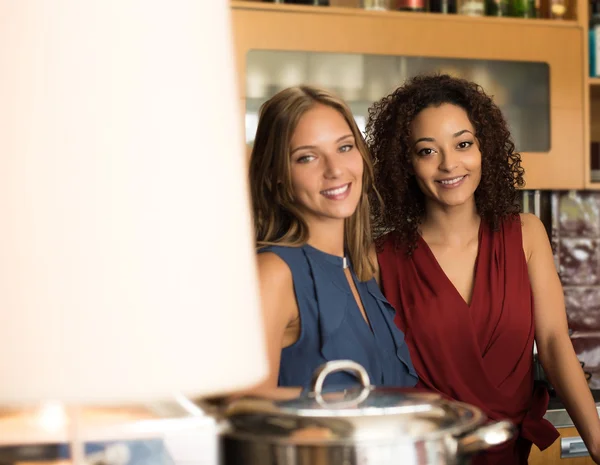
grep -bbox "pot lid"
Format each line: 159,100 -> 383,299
222,360 -> 488,445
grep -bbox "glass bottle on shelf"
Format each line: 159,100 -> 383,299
507,0 -> 536,16
549,0 -> 566,18
530,0 -> 540,16
487,0 -> 539,14
396,0 -> 427,12
361,0 -> 391,9
263,0 -> 330,4
457,0 -> 485,15
485,0 -> 509,15
430,0 -> 457,13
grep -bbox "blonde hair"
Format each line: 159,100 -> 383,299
249,85 -> 381,282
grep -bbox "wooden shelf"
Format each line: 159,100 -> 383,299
589,78 -> 600,98
231,1 -> 579,27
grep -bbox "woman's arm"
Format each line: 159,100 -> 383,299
522,213 -> 600,462
234,252 -> 300,397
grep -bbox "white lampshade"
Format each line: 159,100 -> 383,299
0,0 -> 267,405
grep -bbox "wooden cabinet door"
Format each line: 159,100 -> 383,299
529,427 -> 596,465
231,3 -> 584,189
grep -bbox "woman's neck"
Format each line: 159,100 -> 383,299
420,200 -> 480,247
305,218 -> 345,257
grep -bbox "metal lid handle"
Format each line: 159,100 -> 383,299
310,360 -> 371,408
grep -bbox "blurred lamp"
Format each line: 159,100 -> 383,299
0,0 -> 267,463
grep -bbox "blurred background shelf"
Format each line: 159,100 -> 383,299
231,0 -> 579,25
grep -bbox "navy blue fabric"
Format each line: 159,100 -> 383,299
259,244 -> 418,390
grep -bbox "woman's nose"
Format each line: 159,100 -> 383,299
323,155 -> 343,178
438,150 -> 459,172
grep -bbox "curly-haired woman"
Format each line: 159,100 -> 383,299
366,74 -> 600,464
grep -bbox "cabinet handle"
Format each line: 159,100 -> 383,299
561,437 -> 590,458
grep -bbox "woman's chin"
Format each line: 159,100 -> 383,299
431,192 -> 475,209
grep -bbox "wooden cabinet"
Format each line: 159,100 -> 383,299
232,2 -> 585,189
583,0 -> 600,189
529,427 -> 596,465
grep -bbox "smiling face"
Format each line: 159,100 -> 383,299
288,103 -> 364,228
409,103 -> 482,209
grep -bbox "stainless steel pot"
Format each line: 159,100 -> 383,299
220,360 -> 515,465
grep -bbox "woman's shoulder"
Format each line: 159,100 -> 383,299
491,213 -> 546,264
517,212 -> 548,262
518,212 -> 543,229
257,244 -> 306,265
257,244 -> 314,287
372,231 -> 411,284
256,249 -> 293,285
256,245 -> 304,282
493,213 -> 533,239
374,231 -> 414,266
374,230 -> 402,254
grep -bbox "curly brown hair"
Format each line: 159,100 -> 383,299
365,74 -> 525,253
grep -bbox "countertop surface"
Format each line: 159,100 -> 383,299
544,389 -> 600,428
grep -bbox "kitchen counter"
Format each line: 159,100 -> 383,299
544,389 -> 600,428
545,407 -> 600,428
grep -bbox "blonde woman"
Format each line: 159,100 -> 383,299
248,86 -> 417,393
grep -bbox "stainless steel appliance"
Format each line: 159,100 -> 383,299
220,360 -> 515,465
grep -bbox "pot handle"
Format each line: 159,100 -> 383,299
457,420 -> 516,455
310,360 -> 371,407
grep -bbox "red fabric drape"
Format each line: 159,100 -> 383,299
377,217 -> 559,464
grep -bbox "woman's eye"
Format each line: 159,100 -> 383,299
339,144 -> 354,153
417,148 -> 435,157
296,155 -> 315,164
457,141 -> 473,150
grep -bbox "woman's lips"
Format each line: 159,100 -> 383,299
321,182 -> 351,200
436,175 -> 466,189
